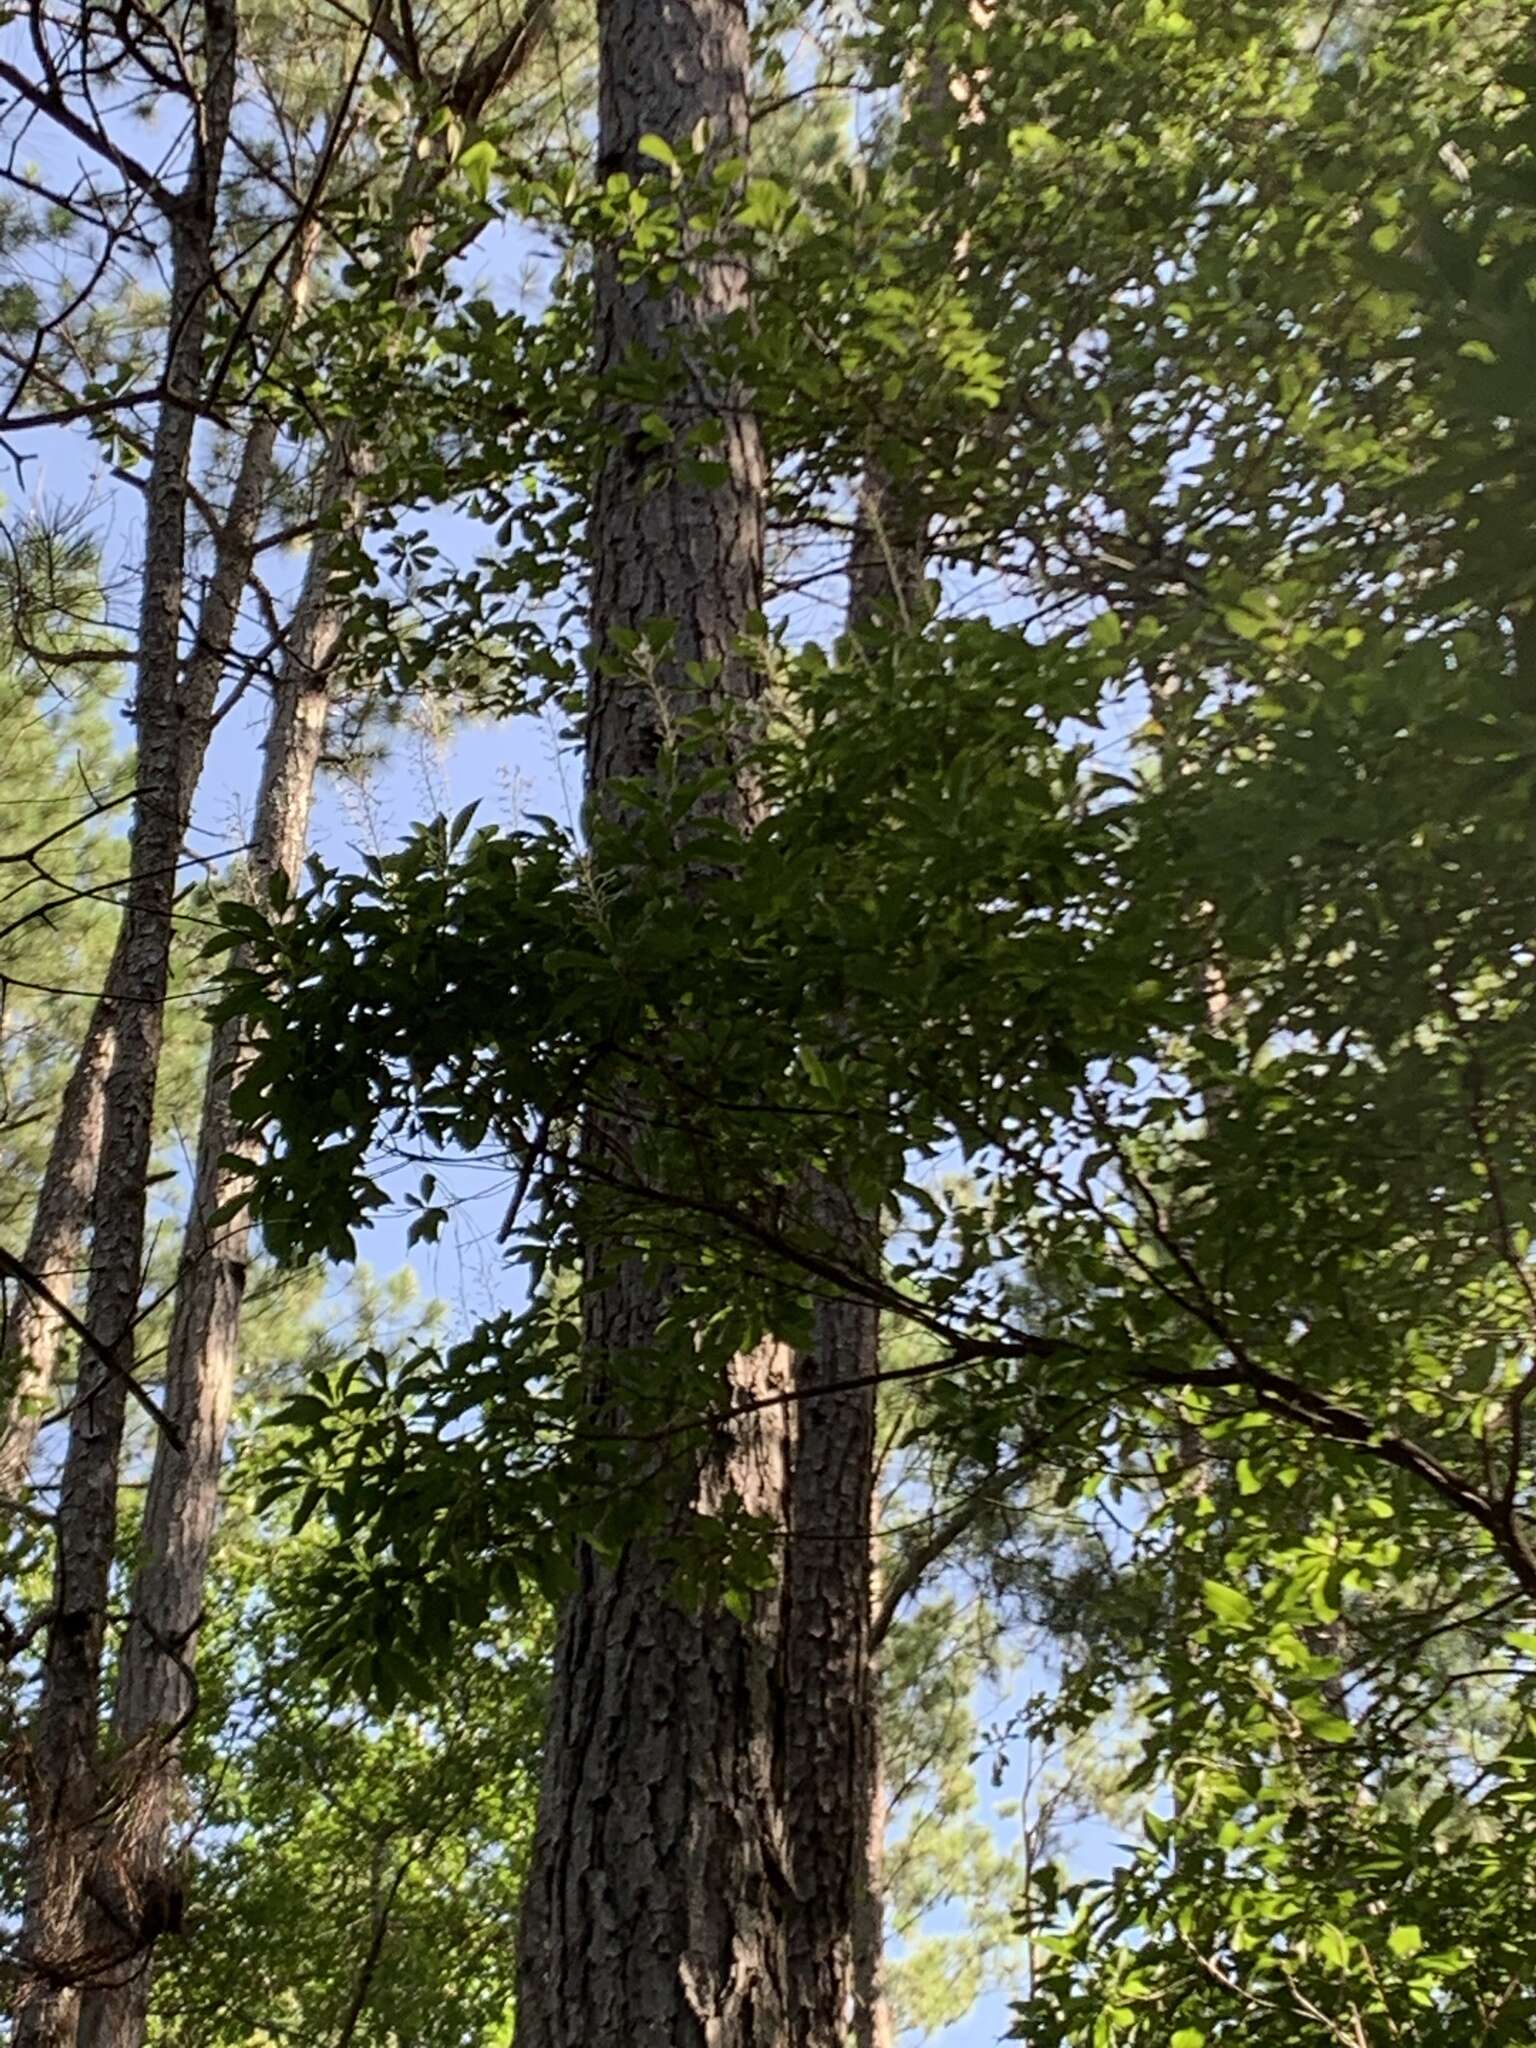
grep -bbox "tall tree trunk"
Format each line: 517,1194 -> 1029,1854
512,6 -> 811,2044
0,412 -> 279,1551
853,1498 -> 896,2048
786,1209 -> 882,2045
72,454 -> 349,2048
11,16 -> 243,2033
831,48 -> 969,2023
0,1006 -> 115,1515
797,470 -> 928,2048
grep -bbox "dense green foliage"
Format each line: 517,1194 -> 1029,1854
151,1412 -> 549,2048
221,4 -> 1536,2040
5,0 -> 1536,2040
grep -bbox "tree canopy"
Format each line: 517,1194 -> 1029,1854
3,1 -> 1535,2043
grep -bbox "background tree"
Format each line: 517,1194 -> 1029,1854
0,2 -> 585,2038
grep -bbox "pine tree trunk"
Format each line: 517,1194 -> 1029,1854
512,5 -> 813,2043
811,64 -> 958,2031
515,1335 -> 797,2048
0,1006 -> 115,1514
853,1491 -> 896,2048
11,20 -> 243,2031
784,1186 -> 880,2046
796,468 -> 928,2048
72,459 -> 348,2048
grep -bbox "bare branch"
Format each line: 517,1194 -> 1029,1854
0,1244 -> 182,1450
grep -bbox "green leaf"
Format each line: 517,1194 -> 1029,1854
1202,1580 -> 1253,1629
637,132 -> 678,169
458,139 -> 497,201
797,1043 -> 831,1091
1293,1693 -> 1354,1745
1316,1923 -> 1352,1969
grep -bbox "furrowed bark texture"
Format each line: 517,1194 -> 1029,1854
801,469 -> 928,2048
0,1006 -> 115,1515
11,17 -> 242,2037
517,1327 -> 797,2048
580,15 -> 762,804
513,5 -> 810,2045
784,1181 -> 880,2048
852,1513 -> 896,2048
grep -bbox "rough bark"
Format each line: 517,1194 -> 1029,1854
11,17 -> 242,2035
578,11 -> 762,811
516,1328 -> 797,2048
72,459 -> 346,2048
795,470 -> 928,2048
512,5 -> 810,2044
853,1498 -> 896,2048
783,1180 -> 880,2047
0,1005 -> 115,1515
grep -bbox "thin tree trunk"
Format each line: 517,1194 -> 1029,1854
0,215 -> 302,1536
78,21 -> 558,2036
0,408 -> 277,1542
73,452 -> 348,2048
798,470 -> 928,2048
833,48 -> 979,2023
12,17 -> 242,2033
853,1494 -> 896,2048
0,1005 -> 115,1514
783,1187 -> 879,2045
512,5 -> 808,2043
